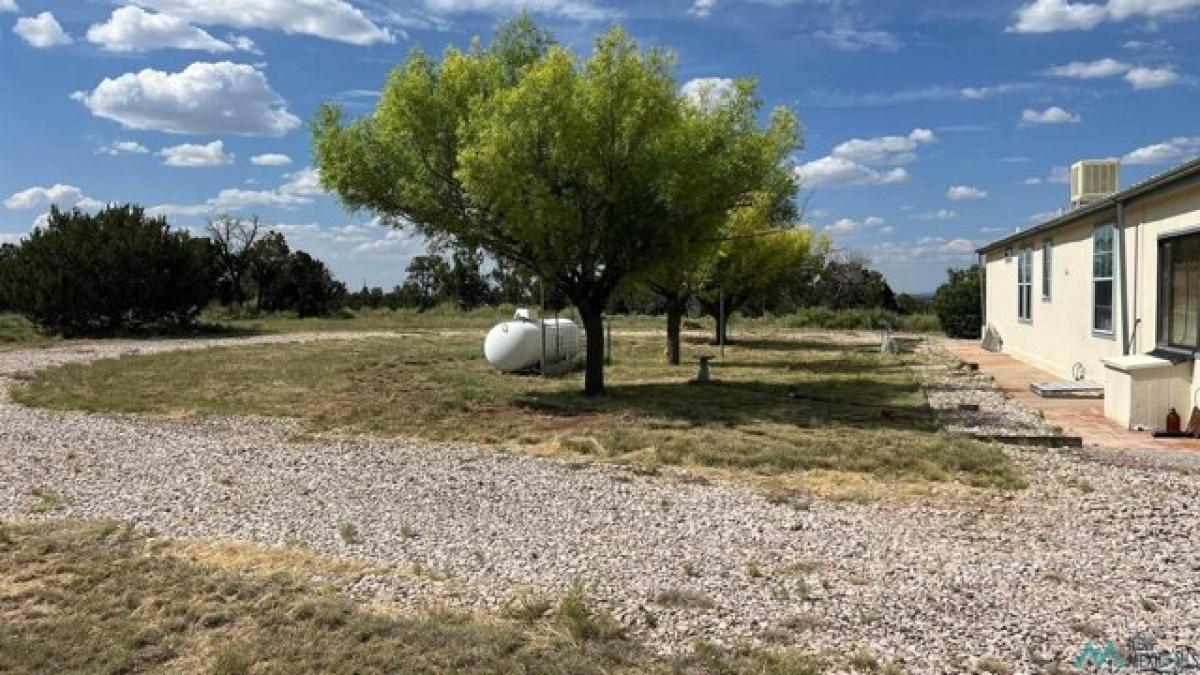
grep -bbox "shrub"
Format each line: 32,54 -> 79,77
781,307 -> 940,332
259,250 -> 346,317
933,265 -> 982,339
0,206 -> 217,336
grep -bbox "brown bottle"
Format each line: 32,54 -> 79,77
1167,407 -> 1182,433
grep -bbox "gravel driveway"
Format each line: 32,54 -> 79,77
1,334 -> 1198,673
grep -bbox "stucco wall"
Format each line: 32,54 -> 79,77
983,210 -> 1123,382
982,176 -> 1200,416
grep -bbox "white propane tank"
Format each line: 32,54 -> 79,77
484,310 -> 582,372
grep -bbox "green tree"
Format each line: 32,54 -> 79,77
933,265 -> 982,338
641,78 -> 800,365
697,193 -> 827,344
0,205 -> 216,336
314,18 -> 790,394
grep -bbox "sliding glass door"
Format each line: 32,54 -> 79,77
1158,232 -> 1200,351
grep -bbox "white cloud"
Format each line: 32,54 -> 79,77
0,0 -> 18,12
1021,106 -> 1081,125
688,0 -> 717,16
99,140 -> 150,155
814,27 -> 901,51
72,61 -> 301,137
1049,165 -> 1071,183
4,184 -> 103,211
1011,0 -> 1200,32
149,167 -> 325,216
911,209 -> 959,221
1045,57 -> 1130,78
419,0 -> 617,21
13,11 -> 72,47
947,185 -> 988,201
1124,65 -> 1180,89
795,156 -> 909,189
1010,0 -> 1107,32
796,128 -> 935,190
1123,136 -> 1200,164
251,153 -> 293,166
960,83 -> 1035,100
680,77 -> 736,110
830,128 -> 937,166
128,0 -> 393,45
824,215 -> 887,235
86,6 -> 241,53
1043,57 -> 1180,89
865,237 -> 977,266
1107,0 -> 1200,20
159,140 -> 234,167
1024,177 -> 1043,185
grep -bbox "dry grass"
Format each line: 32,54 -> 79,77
13,330 -> 1024,493
0,519 -> 821,674
0,314 -> 49,351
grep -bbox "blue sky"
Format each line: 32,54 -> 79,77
1,0 -> 1198,293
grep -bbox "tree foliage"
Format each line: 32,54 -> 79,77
313,16 -> 800,393
0,205 -> 216,336
933,265 -> 983,339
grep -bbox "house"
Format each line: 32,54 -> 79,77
977,156 -> 1200,431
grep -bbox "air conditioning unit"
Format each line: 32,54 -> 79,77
1070,159 -> 1120,209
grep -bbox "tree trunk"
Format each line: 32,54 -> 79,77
665,295 -> 685,366
581,308 -> 606,396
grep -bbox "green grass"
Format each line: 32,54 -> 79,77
14,329 -> 1024,494
0,314 -> 49,351
202,303 -> 671,335
0,519 -> 822,674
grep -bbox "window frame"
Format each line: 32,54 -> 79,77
1041,239 -> 1053,301
1017,246 -> 1033,323
1092,223 -> 1116,338
1156,229 -> 1200,353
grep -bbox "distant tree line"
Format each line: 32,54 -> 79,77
0,206 -> 344,336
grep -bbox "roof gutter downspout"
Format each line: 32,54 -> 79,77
1117,200 -> 1131,356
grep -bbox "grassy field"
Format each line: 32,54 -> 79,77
14,329 -> 1023,497
203,304 -> 673,335
0,519 -> 820,674
0,314 -> 49,351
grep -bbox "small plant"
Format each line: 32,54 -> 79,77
782,613 -> 829,632
780,561 -> 821,576
1069,620 -> 1105,639
555,585 -> 624,643
683,561 -> 699,578
653,588 -> 715,609
1141,598 -> 1160,612
337,522 -> 361,545
850,649 -> 880,672
209,643 -> 255,675
746,562 -> 763,578
977,657 -> 1013,674
1043,569 -> 1067,583
399,525 -> 417,540
503,595 -> 552,624
28,487 -> 67,514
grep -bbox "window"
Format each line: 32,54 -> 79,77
1157,232 -> 1200,350
1042,240 -> 1053,300
1017,247 -> 1033,322
1093,225 -> 1116,334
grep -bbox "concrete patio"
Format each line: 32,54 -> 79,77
943,339 -> 1200,452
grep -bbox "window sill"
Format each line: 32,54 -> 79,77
1092,329 -> 1116,340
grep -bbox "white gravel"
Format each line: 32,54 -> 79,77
1,334 -> 1198,674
